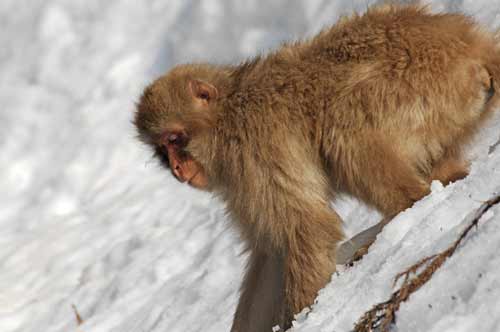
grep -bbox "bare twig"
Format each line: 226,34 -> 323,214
353,195 -> 500,332
72,304 -> 84,326
488,137 -> 500,154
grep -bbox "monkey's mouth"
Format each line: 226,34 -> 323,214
186,167 -> 208,189
187,169 -> 201,185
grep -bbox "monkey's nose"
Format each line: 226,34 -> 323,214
172,165 -> 186,182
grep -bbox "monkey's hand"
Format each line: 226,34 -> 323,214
336,221 -> 385,265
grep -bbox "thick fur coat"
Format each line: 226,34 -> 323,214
135,5 -> 500,332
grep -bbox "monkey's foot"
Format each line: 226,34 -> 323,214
338,243 -> 371,266
349,246 -> 370,264
336,221 -> 385,265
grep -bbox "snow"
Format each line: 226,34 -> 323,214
1,1 -> 500,332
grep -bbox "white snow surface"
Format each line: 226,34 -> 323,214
2,1 -> 500,332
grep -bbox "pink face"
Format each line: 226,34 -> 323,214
160,131 -> 208,189
135,73 -> 219,190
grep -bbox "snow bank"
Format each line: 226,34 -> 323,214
1,1 -> 500,332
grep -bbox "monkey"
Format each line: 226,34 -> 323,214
134,5 -> 500,332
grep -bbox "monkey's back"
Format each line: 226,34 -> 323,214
293,5 -> 500,181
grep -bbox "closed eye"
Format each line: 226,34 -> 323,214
165,132 -> 189,148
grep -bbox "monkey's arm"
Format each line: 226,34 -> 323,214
231,206 -> 343,332
227,136 -> 344,331
230,251 -> 285,332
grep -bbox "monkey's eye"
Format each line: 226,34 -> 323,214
167,133 -> 181,144
165,132 -> 189,148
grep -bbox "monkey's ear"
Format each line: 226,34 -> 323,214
188,80 -> 218,107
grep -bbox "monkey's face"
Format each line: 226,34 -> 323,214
155,130 -> 208,189
134,67 -> 218,190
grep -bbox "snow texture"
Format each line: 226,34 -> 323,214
1,1 -> 500,332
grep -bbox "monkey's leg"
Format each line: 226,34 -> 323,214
338,152 -> 470,265
335,142 -> 431,264
230,250 -> 286,332
353,137 -> 432,217
430,153 -> 469,185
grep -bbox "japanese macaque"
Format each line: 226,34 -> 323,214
134,5 -> 500,332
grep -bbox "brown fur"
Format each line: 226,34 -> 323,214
134,5 -> 500,332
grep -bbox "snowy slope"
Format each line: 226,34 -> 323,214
1,1 -> 500,332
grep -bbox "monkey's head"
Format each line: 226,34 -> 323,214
134,64 -> 224,190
